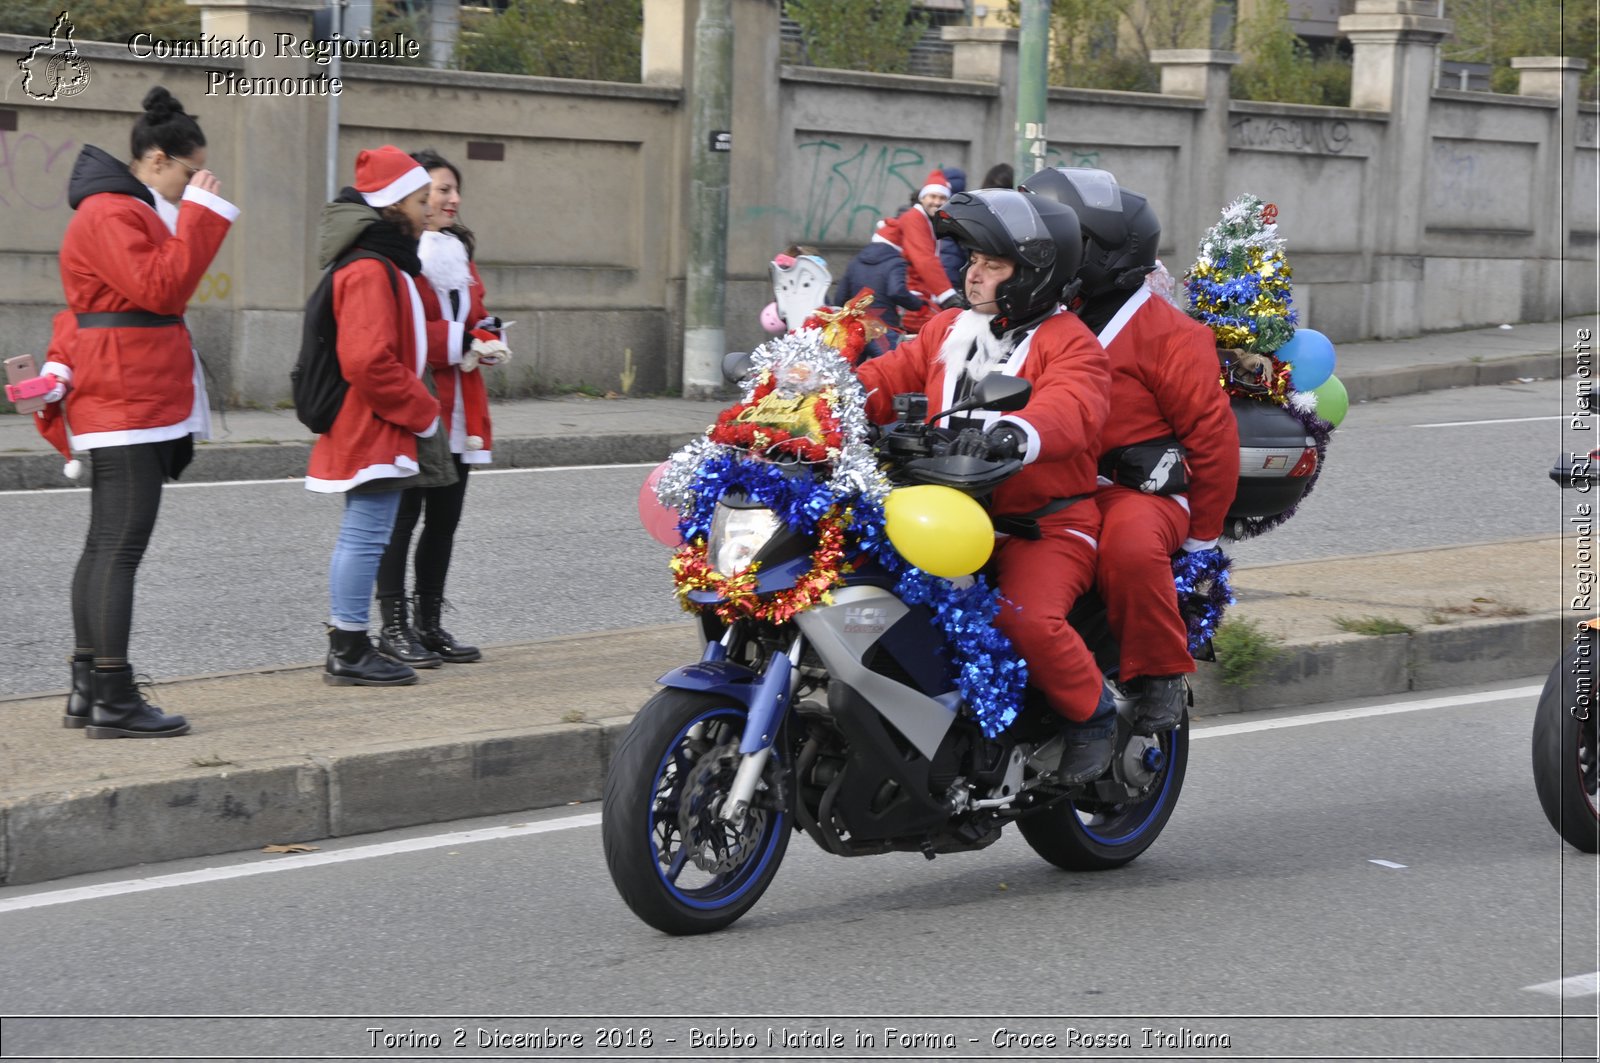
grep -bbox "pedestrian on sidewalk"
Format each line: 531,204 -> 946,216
373,149 -> 508,668
46,86 -> 238,739
305,145 -> 448,687
874,169 -> 963,335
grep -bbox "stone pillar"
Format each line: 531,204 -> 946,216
1149,50 -> 1239,268
1338,0 -> 1452,337
641,0 -> 691,86
942,26 -> 1018,187
187,0 -> 328,404
1514,57 -> 1589,317
427,0 -> 460,69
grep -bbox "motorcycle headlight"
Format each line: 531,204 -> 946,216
709,504 -> 782,575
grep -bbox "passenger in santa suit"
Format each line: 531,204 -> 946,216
373,149 -> 508,668
306,145 -> 443,687
855,189 -> 1120,785
45,85 -> 237,739
874,169 -> 964,335
1021,167 -> 1240,734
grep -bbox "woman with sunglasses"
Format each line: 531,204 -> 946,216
45,85 -> 237,738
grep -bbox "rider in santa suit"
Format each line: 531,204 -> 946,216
1021,167 -> 1239,735
854,188 -> 1120,784
874,169 -> 964,334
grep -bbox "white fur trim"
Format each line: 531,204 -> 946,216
1182,536 -> 1217,552
303,455 -> 420,493
417,417 -> 440,439
41,360 -> 71,383
419,231 -> 473,293
1173,494 -> 1191,514
460,450 -> 491,464
1067,529 -> 1099,551
870,232 -> 901,252
359,165 -> 430,209
402,274 -> 428,376
181,184 -> 240,223
920,181 -> 951,199
70,422 -> 194,451
445,320 -> 465,365
1094,284 -> 1152,347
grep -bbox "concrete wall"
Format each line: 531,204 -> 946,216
0,0 -> 1591,403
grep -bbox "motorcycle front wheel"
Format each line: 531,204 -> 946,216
602,689 -> 791,935
1018,718 -> 1189,871
1532,639 -> 1600,853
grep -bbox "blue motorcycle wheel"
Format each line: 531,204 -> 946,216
1017,718 -> 1189,871
602,689 -> 791,935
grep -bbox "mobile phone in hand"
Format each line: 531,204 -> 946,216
4,354 -> 52,415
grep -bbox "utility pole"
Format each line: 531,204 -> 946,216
1015,0 -> 1050,181
682,0 -> 734,399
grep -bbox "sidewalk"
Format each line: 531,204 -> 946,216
0,318 -> 1581,491
0,317 -> 1580,888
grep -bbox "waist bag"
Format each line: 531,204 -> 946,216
1099,437 -> 1189,496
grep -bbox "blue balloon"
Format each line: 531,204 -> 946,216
1281,328 -> 1336,391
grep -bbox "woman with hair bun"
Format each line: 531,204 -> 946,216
44,84 -> 237,739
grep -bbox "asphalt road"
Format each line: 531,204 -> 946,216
0,378 -> 1575,697
0,681 -> 1594,1060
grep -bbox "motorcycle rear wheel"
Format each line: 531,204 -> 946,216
1018,719 -> 1188,871
602,689 -> 791,935
1532,639 -> 1600,853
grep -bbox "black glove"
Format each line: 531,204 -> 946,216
951,427 -> 989,457
938,291 -> 969,311
984,424 -> 1026,460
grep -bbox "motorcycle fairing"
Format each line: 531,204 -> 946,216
795,585 -> 959,759
657,660 -> 763,702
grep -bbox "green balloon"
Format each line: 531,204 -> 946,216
1312,374 -> 1348,427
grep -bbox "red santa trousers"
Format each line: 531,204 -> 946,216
1096,485 -> 1194,681
992,508 -> 1105,723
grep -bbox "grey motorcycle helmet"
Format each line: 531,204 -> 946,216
932,188 -> 1084,333
1019,167 -> 1160,298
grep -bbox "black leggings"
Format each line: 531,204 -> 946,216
71,442 -> 175,667
376,458 -> 471,600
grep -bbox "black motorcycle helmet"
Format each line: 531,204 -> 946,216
932,188 -> 1084,333
1019,167 -> 1160,298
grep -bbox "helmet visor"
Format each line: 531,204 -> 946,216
1061,168 -> 1123,212
969,189 -> 1056,270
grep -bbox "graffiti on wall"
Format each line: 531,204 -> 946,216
790,137 -> 931,243
0,131 -> 77,213
1230,116 -> 1353,156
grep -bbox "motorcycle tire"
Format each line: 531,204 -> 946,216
1018,719 -> 1189,871
602,688 -> 792,935
1531,638 -> 1600,853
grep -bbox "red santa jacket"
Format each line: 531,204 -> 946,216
876,205 -> 958,306
417,258 -> 494,463
856,307 -> 1110,519
1096,286 -> 1240,545
304,259 -> 440,492
55,180 -> 235,448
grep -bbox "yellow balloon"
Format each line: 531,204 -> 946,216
883,485 -> 995,578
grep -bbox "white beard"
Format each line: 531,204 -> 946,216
937,309 -> 1016,382
419,230 -> 474,295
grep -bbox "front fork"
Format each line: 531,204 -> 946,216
718,631 -> 804,831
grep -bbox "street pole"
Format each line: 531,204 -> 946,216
1015,0 -> 1050,182
326,0 -> 342,201
682,0 -> 734,399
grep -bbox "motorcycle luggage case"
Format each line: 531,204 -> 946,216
1228,396 -> 1318,520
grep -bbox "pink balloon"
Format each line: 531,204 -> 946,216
637,462 -> 682,547
759,301 -> 786,334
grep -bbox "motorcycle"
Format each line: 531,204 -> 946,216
602,359 -> 1190,936
1532,449 -> 1599,852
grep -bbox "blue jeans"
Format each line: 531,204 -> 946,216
328,490 -> 403,630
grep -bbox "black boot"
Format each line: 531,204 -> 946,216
85,667 -> 190,739
325,626 -> 418,686
376,596 -> 442,669
1132,675 -> 1188,735
414,594 -> 481,663
63,654 -> 93,729
1029,687 -> 1118,785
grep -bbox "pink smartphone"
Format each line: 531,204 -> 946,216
4,354 -> 50,414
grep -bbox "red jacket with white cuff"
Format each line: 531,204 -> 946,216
876,206 -> 958,307
417,257 -> 495,463
855,307 -> 1110,519
1095,287 -> 1240,547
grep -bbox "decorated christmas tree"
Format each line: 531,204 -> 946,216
1187,194 -> 1297,365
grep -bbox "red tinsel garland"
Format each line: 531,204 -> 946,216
670,507 -> 854,623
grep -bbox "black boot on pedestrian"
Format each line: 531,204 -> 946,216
85,666 -> 190,739
376,595 -> 442,669
1132,675 -> 1188,735
63,654 -> 93,729
325,626 -> 418,686
414,594 -> 481,663
1029,686 -> 1118,786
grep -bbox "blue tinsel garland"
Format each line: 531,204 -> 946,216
1172,547 -> 1235,653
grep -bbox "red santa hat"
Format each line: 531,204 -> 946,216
919,169 -> 952,200
354,145 -> 430,208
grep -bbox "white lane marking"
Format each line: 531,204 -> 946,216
1414,415 -> 1567,428
0,814 -> 601,915
1524,972 -> 1600,998
0,463 -> 659,497
1189,685 -> 1541,740
1369,859 -> 1408,869
0,684 -> 1542,913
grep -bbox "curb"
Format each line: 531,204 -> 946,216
0,612 -> 1560,888
1341,351 -> 1560,404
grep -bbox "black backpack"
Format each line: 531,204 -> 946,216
290,249 -> 400,434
